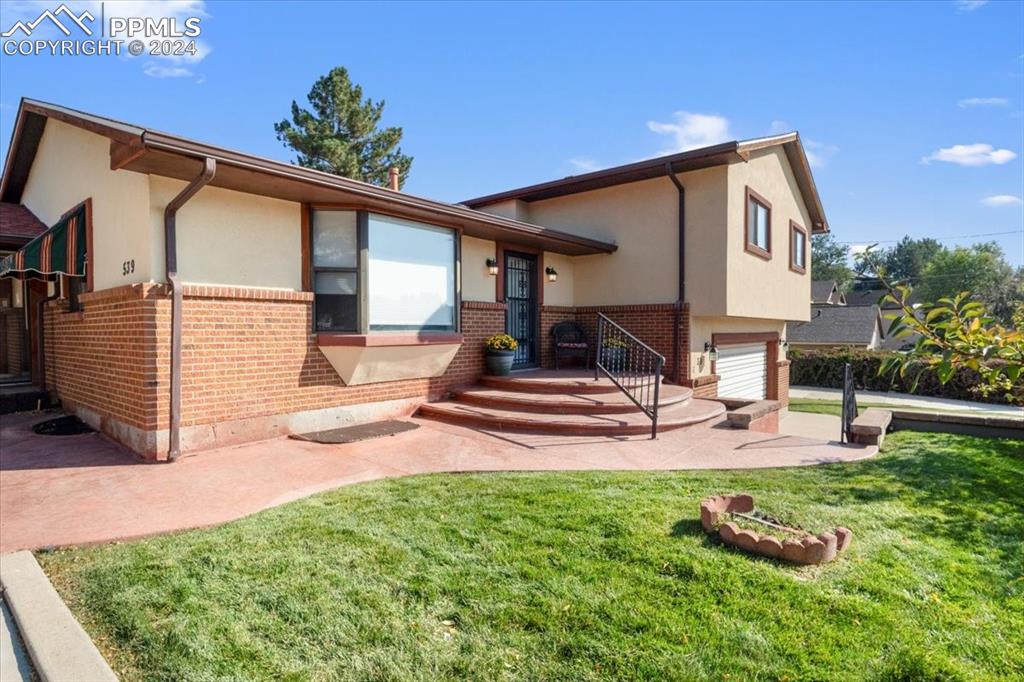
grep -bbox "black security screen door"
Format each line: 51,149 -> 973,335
505,252 -> 538,368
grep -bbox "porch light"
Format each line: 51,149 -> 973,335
486,258 -> 498,276
546,266 -> 558,282
704,342 -> 719,363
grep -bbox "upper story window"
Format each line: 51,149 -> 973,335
744,187 -> 771,260
790,221 -> 808,274
311,209 -> 457,333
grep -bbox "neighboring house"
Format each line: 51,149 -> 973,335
811,280 -> 846,305
0,202 -> 47,376
0,99 -> 826,459
788,304 -> 886,350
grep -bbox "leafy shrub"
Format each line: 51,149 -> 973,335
788,348 -> 1023,406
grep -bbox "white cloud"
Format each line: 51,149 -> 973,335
957,97 -> 1008,107
981,194 -> 1023,206
955,0 -> 988,11
848,243 -> 873,257
647,111 -> 732,155
568,157 -> 600,173
922,143 -> 1017,166
143,62 -> 192,78
767,120 -> 836,168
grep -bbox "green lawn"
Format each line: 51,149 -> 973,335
786,398 -> 1013,419
40,432 -> 1023,681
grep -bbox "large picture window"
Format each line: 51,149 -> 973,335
744,186 -> 772,260
311,209 -> 457,333
368,214 -> 456,331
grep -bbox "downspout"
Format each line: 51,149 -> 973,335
164,157 -> 216,461
666,163 -> 685,385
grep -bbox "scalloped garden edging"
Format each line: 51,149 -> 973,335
700,494 -> 852,565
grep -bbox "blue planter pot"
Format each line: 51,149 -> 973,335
485,350 -> 516,376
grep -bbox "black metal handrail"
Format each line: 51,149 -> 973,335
841,363 -> 857,443
594,313 -> 665,439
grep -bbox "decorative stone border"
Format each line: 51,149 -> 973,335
700,494 -> 852,565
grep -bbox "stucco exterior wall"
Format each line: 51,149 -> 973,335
679,166 -> 729,317
542,251 -> 574,307
148,177 -> 303,289
689,315 -> 787,379
21,120 -> 152,291
527,177 -> 677,306
461,236 -> 496,302
725,147 -> 812,321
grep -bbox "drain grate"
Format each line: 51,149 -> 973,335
32,416 -> 95,436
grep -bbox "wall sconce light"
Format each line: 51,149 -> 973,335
704,342 -> 719,363
545,266 -> 558,282
486,258 -> 498,276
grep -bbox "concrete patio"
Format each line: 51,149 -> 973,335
0,410 -> 877,553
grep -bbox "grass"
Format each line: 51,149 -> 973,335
786,398 -> 1020,419
39,432 -> 1023,681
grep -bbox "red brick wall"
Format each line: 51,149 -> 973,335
44,284 -> 164,432
575,303 -> 684,381
3,310 -> 24,374
43,285 -> 506,455
776,359 -> 790,407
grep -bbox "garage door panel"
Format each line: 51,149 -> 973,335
717,343 -> 767,399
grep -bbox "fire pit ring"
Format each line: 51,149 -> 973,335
700,494 -> 852,565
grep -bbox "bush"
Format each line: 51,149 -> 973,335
788,348 -> 1023,406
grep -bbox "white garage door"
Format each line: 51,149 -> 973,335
716,343 -> 767,399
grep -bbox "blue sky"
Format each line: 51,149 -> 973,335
1,0 -> 1022,265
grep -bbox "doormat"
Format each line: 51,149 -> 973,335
289,420 -> 419,444
32,415 -> 95,436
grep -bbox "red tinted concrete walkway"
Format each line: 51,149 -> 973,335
0,411 -> 876,553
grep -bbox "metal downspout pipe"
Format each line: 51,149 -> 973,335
163,158 -> 216,461
666,163 -> 686,385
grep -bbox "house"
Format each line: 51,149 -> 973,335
788,304 -> 886,350
811,280 -> 846,305
0,99 -> 826,460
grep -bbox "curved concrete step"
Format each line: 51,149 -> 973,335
418,398 -> 726,436
480,370 -> 666,395
453,384 -> 692,415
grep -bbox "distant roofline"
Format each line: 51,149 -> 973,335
463,133 -> 828,233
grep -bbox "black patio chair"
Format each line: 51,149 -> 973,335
551,321 -> 591,370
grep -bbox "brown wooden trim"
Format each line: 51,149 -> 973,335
300,203 -> 311,291
317,332 -> 463,347
712,331 -> 779,346
789,220 -> 807,274
83,197 -> 94,292
743,185 -> 772,260
496,241 -> 544,306
109,141 -> 147,170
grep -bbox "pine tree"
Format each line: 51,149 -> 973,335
275,67 -> 413,188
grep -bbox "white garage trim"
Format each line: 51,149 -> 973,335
716,342 -> 767,400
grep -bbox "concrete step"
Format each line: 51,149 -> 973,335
453,384 -> 692,415
418,397 -> 725,436
480,370 -> 667,395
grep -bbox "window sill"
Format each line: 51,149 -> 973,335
317,332 -> 464,347
744,243 -> 772,261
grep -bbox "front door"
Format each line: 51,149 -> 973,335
504,251 -> 538,368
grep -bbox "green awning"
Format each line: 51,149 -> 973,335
0,203 -> 87,280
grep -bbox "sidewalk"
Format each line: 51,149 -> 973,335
790,386 -> 1023,418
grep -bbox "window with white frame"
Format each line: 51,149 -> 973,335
311,209 -> 457,333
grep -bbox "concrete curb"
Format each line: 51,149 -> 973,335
0,551 -> 117,682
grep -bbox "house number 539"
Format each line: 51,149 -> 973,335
122,259 -> 135,276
